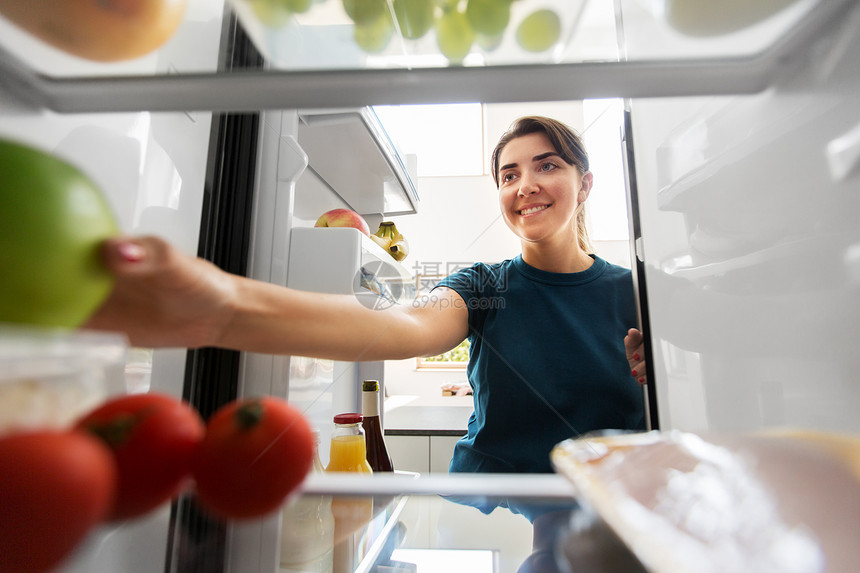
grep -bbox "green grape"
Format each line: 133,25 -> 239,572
249,0 -> 292,27
283,0 -> 313,13
392,0 -> 435,40
342,0 -> 388,25
476,31 -> 503,52
435,9 -> 475,63
465,0 -> 510,36
515,9 -> 561,53
354,12 -> 395,53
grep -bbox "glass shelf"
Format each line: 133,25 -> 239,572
279,472 -> 590,573
0,0 -> 852,113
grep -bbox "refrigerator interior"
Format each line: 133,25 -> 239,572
1,0 -> 859,572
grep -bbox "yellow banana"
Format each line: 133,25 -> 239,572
369,234 -> 389,250
373,221 -> 408,261
372,222 -> 394,250
389,237 -> 409,262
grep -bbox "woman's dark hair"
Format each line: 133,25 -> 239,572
491,116 -> 593,253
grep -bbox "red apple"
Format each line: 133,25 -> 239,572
314,209 -> 370,236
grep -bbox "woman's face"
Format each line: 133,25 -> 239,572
497,132 -> 591,247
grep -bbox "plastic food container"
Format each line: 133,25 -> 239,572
0,324 -> 128,434
552,429 -> 860,573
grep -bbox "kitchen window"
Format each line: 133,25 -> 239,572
415,274 -> 469,370
374,103 -> 485,177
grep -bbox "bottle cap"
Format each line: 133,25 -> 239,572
333,413 -> 363,425
362,380 -> 380,392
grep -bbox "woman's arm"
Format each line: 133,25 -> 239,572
85,236 -> 469,361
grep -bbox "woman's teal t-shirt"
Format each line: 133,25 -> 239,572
435,254 -> 646,475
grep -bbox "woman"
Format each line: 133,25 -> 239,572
436,116 -> 646,478
87,116 -> 648,478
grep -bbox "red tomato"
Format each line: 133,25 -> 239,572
76,392 -> 205,521
0,430 -> 117,573
192,397 -> 315,520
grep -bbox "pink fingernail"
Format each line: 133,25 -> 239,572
633,353 -> 640,361
117,242 -> 145,262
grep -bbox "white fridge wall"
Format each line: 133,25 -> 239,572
629,5 -> 860,432
229,111 -> 311,573
284,227 -> 413,461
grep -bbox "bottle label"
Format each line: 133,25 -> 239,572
362,386 -> 380,417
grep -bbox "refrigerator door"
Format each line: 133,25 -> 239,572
625,1 -> 860,433
0,3 -> 228,573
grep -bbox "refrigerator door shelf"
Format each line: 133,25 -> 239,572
297,107 -> 418,217
287,227 -> 413,301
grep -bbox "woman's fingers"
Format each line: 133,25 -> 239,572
99,236 -> 171,273
624,328 -> 647,386
84,236 -> 232,349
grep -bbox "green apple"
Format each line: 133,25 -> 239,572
0,140 -> 118,328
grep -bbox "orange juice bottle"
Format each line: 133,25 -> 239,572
326,413 -> 373,473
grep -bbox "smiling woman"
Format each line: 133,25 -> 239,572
494,129 -> 594,270
381,102 -> 634,405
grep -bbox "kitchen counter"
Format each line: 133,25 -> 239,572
383,395 -> 472,437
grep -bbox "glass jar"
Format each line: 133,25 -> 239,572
325,413 -> 373,473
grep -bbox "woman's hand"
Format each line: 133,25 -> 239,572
624,328 -> 647,386
83,236 -> 237,349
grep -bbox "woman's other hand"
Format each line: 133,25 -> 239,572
84,236 -> 236,349
624,328 -> 647,386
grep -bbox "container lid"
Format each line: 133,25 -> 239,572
362,380 -> 380,392
334,412 -> 363,425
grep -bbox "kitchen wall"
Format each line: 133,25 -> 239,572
382,101 -> 634,400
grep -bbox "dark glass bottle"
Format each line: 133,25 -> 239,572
361,380 -> 394,472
